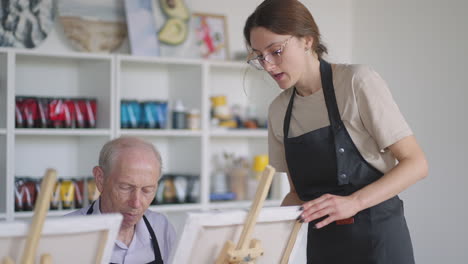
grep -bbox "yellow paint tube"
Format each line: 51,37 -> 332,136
60,180 -> 75,209
87,177 -> 100,204
50,181 -> 61,210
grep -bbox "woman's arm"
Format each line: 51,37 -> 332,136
281,172 -> 304,206
298,135 -> 428,228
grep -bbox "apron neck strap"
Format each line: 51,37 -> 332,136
283,59 -> 342,138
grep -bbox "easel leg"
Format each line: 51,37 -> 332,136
215,240 -> 236,264
2,256 -> 14,264
40,254 -> 52,264
280,221 -> 303,264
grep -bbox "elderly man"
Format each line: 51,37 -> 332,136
67,136 -> 176,264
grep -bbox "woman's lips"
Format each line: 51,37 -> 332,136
272,72 -> 284,81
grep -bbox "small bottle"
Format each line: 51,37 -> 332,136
172,100 -> 186,129
187,108 -> 200,130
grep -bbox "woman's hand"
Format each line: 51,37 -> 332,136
298,193 -> 362,229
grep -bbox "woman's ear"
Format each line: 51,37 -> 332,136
304,36 -> 314,51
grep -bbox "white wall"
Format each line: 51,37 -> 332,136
352,0 -> 468,263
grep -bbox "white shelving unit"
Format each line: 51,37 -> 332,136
0,48 -> 284,221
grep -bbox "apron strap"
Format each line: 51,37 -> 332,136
86,200 -> 95,215
143,215 -> 164,264
87,201 -> 164,264
319,59 -> 343,133
283,59 -> 343,138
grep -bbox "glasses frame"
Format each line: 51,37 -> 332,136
247,36 -> 294,70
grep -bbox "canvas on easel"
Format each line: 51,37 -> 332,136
0,214 -> 122,264
170,165 -> 307,264
169,206 -> 306,264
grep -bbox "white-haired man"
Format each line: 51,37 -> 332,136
67,136 -> 176,264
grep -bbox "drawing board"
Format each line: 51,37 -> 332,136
0,214 -> 122,264
170,206 -> 307,264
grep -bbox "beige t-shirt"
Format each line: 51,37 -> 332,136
268,64 -> 412,174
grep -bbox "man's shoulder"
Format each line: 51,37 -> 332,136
64,207 -> 89,217
144,209 -> 170,224
144,209 -> 175,234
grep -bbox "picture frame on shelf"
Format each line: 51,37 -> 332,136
192,13 -> 229,60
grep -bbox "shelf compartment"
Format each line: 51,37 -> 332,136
210,137 -> 268,161
120,129 -> 202,137
15,54 -> 113,129
15,136 -> 109,178
209,66 -> 279,129
118,59 -> 203,130
138,136 -> 202,176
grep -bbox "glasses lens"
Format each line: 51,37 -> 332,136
248,59 -> 264,70
264,53 -> 282,67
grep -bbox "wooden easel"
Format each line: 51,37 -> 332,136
215,165 -> 303,264
2,169 -> 57,264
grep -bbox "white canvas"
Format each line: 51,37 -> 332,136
0,214 -> 122,264
170,206 -> 307,264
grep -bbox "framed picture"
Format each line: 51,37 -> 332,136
169,206 -> 307,263
192,13 -> 229,60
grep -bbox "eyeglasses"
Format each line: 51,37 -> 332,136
247,36 -> 294,70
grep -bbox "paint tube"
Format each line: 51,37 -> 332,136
60,180 -> 75,210
50,180 -> 61,210
87,177 -> 100,204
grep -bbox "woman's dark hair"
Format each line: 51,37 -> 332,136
243,0 -> 328,58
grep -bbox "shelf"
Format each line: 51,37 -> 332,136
118,54 -> 203,66
15,129 -> 111,136
208,199 -> 282,210
1,49 -> 284,221
119,129 -> 202,137
207,60 -> 248,69
149,203 -> 203,212
0,47 -> 112,60
209,129 -> 268,138
13,204 -> 203,219
14,208 -> 76,218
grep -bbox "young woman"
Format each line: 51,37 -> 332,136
244,0 -> 428,263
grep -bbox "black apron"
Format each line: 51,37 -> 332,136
283,59 -> 415,263
87,201 -> 164,264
